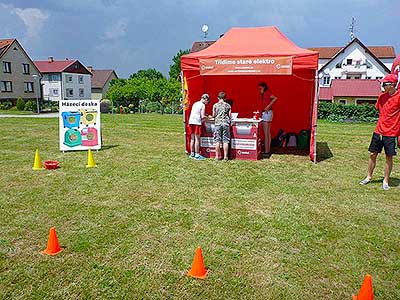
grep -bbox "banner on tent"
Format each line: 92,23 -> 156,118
199,56 -> 292,76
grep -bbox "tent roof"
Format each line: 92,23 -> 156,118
183,26 -> 317,59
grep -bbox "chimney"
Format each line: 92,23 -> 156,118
87,66 -> 93,72
48,56 -> 54,63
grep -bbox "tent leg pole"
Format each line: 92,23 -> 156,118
180,71 -> 187,154
313,70 -> 319,164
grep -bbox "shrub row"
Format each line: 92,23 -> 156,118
318,102 -> 378,122
16,98 -> 37,112
0,100 -> 13,110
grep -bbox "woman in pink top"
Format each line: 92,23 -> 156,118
258,82 -> 278,156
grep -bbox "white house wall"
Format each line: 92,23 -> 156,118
381,58 -> 393,71
62,72 -> 91,100
319,42 -> 390,86
42,73 -> 62,101
42,72 -> 91,101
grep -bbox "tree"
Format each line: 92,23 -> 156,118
106,68 -> 182,114
169,49 -> 190,81
129,68 -> 164,81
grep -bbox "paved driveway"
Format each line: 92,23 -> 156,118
0,113 -> 58,118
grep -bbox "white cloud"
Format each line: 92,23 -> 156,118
15,7 -> 49,38
103,18 -> 129,40
0,3 -> 49,39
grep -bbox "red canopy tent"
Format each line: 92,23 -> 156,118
181,26 -> 319,162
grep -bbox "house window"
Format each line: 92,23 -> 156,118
66,75 -> 73,83
51,88 -> 59,96
346,59 -> 352,65
74,63 -> 79,69
24,82 -> 34,93
366,76 -> 372,79
3,62 -> 11,73
66,88 -> 74,97
335,62 -> 342,68
79,88 -> 84,97
78,76 -> 84,84
1,81 -> 13,92
338,99 -> 347,105
322,75 -> 330,85
376,76 -> 383,80
356,99 -> 376,105
50,74 -> 60,81
354,76 -> 361,79
22,63 -> 30,74
366,60 -> 372,69
335,76 -> 341,79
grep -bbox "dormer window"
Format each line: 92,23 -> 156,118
322,75 -> 331,85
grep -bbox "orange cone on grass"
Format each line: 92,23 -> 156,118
352,274 -> 374,300
41,227 -> 63,255
32,148 -> 44,170
86,149 -> 97,168
187,246 -> 208,279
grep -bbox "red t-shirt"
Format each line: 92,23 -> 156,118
374,91 -> 400,137
260,90 -> 274,110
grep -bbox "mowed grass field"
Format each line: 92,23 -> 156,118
0,114 -> 399,300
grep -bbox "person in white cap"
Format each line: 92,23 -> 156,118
188,93 -> 210,160
360,74 -> 400,190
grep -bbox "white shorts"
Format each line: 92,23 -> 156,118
262,110 -> 273,122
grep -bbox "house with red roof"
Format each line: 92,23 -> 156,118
309,38 -> 396,105
34,57 -> 92,101
88,67 -> 118,100
0,39 -> 42,103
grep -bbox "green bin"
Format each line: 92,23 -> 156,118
298,130 -> 310,150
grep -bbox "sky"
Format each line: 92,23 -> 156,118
1,0 -> 399,78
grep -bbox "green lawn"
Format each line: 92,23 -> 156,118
0,114 -> 399,300
0,109 -> 37,115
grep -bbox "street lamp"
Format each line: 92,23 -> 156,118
32,74 -> 40,114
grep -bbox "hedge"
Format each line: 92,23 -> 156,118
318,102 -> 378,122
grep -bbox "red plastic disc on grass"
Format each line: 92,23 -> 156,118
44,160 -> 59,170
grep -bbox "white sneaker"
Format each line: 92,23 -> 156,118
359,178 -> 371,185
382,181 -> 390,191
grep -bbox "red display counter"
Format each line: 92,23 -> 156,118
200,118 -> 263,160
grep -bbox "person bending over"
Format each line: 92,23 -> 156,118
212,91 -> 231,160
188,93 -> 210,160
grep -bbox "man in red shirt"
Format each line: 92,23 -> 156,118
360,74 -> 399,190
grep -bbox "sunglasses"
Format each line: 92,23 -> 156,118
382,82 -> 394,87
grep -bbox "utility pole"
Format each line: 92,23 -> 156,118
32,74 -> 40,114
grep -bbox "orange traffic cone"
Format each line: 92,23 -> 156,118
352,274 -> 374,300
187,246 -> 208,279
32,148 -> 44,170
41,227 -> 63,255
